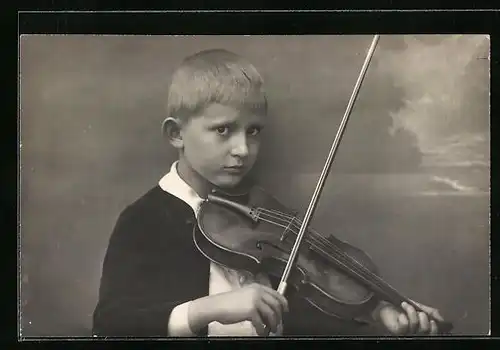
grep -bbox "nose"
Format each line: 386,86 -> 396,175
230,132 -> 249,158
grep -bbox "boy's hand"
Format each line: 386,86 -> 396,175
378,300 -> 445,335
208,283 -> 289,335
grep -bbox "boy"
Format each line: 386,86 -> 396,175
92,48 -> 444,337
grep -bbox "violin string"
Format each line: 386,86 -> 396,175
256,207 -> 388,278
254,207 -> 403,299
254,211 -> 449,329
301,226 -> 407,305
258,213 -> 407,306
255,213 -> 398,302
252,210 -> 376,281
255,208 -> 408,305
256,207 -> 297,221
256,208 -> 406,298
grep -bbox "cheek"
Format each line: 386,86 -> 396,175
185,132 -> 213,152
249,141 -> 261,158
185,134 -> 224,163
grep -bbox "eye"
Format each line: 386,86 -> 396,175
216,126 -> 229,136
247,126 -> 261,137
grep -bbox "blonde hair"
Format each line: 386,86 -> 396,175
165,49 -> 268,122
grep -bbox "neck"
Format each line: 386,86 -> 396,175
176,158 -> 212,198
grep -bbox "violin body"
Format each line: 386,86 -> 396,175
193,185 -> 380,321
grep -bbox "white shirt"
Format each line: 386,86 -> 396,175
159,161 -> 282,337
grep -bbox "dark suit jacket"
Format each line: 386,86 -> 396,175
92,185 -> 382,337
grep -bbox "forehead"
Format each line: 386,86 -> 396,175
196,103 -> 265,126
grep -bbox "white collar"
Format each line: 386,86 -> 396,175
158,161 -> 204,217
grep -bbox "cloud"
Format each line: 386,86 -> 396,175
376,35 -> 490,168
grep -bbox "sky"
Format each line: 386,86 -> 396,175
380,35 -> 490,169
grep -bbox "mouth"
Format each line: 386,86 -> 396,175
223,166 -> 246,174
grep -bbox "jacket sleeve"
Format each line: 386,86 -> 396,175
92,205 -> 203,337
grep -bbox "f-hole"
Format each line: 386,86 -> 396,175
255,240 -> 291,255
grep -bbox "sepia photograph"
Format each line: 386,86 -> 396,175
19,34 -> 490,338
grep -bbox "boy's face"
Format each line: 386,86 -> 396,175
178,103 -> 265,190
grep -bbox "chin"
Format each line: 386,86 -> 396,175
212,174 -> 244,189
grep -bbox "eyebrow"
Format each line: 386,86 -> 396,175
208,119 -> 264,129
247,122 -> 264,129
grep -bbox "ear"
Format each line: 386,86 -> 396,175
162,117 -> 184,149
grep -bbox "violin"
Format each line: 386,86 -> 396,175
195,185 -> 381,321
193,35 -> 453,334
194,186 -> 452,334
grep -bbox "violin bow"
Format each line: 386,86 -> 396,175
273,34 -> 454,335
275,34 -> 380,299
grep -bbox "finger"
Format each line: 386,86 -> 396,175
401,302 -> 419,334
250,311 -> 266,336
261,286 -> 289,313
261,292 -> 284,324
410,300 -> 444,322
430,320 -> 438,335
418,312 -> 430,334
257,300 -> 278,334
397,312 -> 409,335
380,304 -> 406,335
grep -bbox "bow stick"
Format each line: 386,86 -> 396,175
264,35 -> 376,336
275,34 -> 380,299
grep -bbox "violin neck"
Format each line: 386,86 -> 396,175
350,264 -> 409,308
370,278 -> 453,334
370,278 -> 408,306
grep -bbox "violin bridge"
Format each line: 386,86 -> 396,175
280,210 -> 299,242
280,230 -> 287,242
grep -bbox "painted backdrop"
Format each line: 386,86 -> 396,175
20,35 -> 490,336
